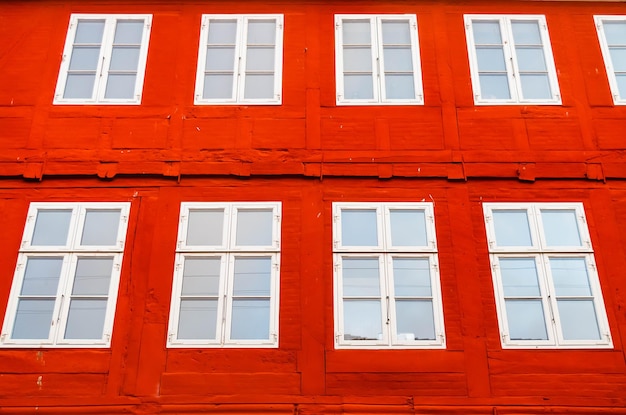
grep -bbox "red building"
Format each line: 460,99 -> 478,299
1,0 -> 626,413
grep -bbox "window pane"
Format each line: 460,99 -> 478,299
21,257 -> 63,296
181,257 -> 221,296
208,20 -> 237,44
603,21 -> 626,45
478,74 -> 510,99
114,20 -> 144,44
393,258 -> 431,296
389,209 -> 427,246
520,74 -> 552,100
512,21 -> 542,45
64,299 -> 106,339
341,209 -> 377,246
232,257 -> 271,296
343,20 -> 371,44
109,46 -> 140,71
72,257 -> 113,295
342,258 -> 380,297
64,74 -> 96,99
244,74 -> 275,99
505,299 -> 548,340
550,258 -> 592,296
557,299 -> 601,340
473,21 -> 502,44
609,48 -> 626,71
246,47 -> 275,71
32,209 -> 72,246
186,209 -> 224,246
230,299 -> 270,339
516,47 -> 547,71
104,73 -> 136,99
69,47 -> 101,70
343,299 -> 382,340
343,47 -> 373,71
395,299 -> 436,340
500,258 -> 541,297
344,74 -> 374,100
476,47 -> 507,71
383,47 -> 413,72
178,299 -> 218,339
75,20 -> 105,44
381,21 -> 411,44
82,209 -> 121,246
235,209 -> 273,246
206,46 -> 236,70
247,20 -> 276,44
203,74 -> 234,99
385,75 -> 415,99
492,210 -> 532,247
12,299 -> 55,339
541,209 -> 582,247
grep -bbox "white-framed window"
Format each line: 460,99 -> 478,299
484,203 -> 612,349
595,16 -> 626,104
1,202 -> 130,348
194,15 -> 284,105
332,203 -> 445,349
168,202 -> 281,347
464,15 -> 561,105
53,14 -> 152,105
334,15 -> 424,105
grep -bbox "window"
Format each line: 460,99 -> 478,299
334,15 -> 423,105
1,202 -> 130,347
464,15 -> 560,104
332,203 -> 445,349
53,14 -> 152,105
194,15 -> 283,105
168,202 -> 281,347
595,16 -> 626,104
484,203 -> 612,348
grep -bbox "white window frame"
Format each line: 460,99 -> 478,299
335,14 -> 423,106
332,202 -> 445,349
53,14 -> 152,105
464,15 -> 561,105
168,202 -> 281,348
1,202 -> 130,348
194,14 -> 284,105
484,203 -> 612,349
595,16 -> 626,105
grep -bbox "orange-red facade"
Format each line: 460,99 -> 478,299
1,0 -> 626,414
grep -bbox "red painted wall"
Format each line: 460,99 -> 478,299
1,0 -> 626,413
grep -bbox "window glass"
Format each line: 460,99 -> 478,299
465,15 -> 560,104
341,209 -> 378,246
32,210 -> 72,246
196,15 -> 283,105
333,203 -> 444,348
336,15 -> 423,105
168,203 -> 280,347
82,209 -> 121,246
2,202 -> 129,347
55,15 -> 151,104
492,210 -> 532,247
484,203 -> 610,348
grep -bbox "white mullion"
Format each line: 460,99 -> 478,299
408,15 -> 423,102
334,16 -> 346,103
374,17 -> 385,103
236,17 -> 247,102
502,17 -> 521,102
222,254 -> 236,344
95,17 -> 116,102
378,254 -> 390,345
538,18 -> 560,102
273,16 -> 284,102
